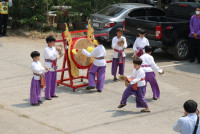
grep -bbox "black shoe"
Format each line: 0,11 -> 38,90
38,100 -> 43,104
118,104 -> 126,108
189,60 -> 195,63
31,103 -> 40,106
113,78 -> 118,81
45,98 -> 52,100
86,86 -> 95,90
97,90 -> 102,93
153,97 -> 158,100
51,95 -> 58,98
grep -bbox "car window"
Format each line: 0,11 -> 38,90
128,9 -> 147,17
97,6 -> 126,17
149,8 -> 166,16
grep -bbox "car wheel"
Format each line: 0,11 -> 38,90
172,39 -> 189,60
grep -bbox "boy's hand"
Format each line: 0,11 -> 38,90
44,66 -> 50,71
117,41 -> 121,46
56,46 -> 62,52
159,70 -> 164,74
193,33 -> 198,39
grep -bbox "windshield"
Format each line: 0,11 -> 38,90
97,6 -> 126,17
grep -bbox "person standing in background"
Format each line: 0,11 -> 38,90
0,0 -> 12,37
189,6 -> 200,63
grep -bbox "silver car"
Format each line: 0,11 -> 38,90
88,3 -> 152,44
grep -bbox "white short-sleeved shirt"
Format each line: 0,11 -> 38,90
173,113 -> 200,134
133,37 -> 150,52
31,61 -> 46,80
82,45 -> 106,67
127,67 -> 146,87
112,36 -> 127,58
43,46 -> 58,71
140,53 -> 162,73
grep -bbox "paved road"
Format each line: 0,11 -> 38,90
0,37 -> 200,134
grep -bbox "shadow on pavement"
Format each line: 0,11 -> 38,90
12,103 -> 33,108
104,79 -> 115,84
56,86 -> 98,95
106,110 -> 141,117
174,62 -> 200,74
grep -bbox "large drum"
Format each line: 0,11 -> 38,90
71,38 -> 94,69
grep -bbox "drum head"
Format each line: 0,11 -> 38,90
71,38 -> 94,69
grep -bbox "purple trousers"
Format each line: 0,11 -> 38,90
111,57 -> 125,77
30,78 -> 41,104
88,64 -> 106,91
45,71 -> 57,99
120,85 -> 148,108
145,72 -> 160,98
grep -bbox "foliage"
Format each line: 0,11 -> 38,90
9,0 -> 137,29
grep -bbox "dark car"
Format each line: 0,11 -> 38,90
124,2 -> 200,60
88,3 -> 153,44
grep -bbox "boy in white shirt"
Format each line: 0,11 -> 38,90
30,51 -> 48,106
140,46 -> 164,100
111,28 -> 127,81
44,36 -> 61,100
118,58 -> 150,112
133,29 -> 150,58
82,36 -> 106,92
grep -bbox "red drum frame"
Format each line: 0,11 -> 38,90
56,30 -> 112,92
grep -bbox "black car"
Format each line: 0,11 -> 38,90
124,2 -> 200,60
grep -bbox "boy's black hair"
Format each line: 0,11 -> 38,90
31,51 -> 40,59
46,36 -> 56,43
138,28 -> 146,34
116,28 -> 123,32
96,36 -> 105,45
183,100 -> 197,113
196,6 -> 200,9
145,46 -> 154,53
133,58 -> 142,65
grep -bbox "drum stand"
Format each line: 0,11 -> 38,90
56,30 -> 111,92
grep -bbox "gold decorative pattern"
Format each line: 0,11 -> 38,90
64,23 -> 79,78
87,20 -> 94,42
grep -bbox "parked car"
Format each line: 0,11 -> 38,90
88,3 -> 153,44
124,2 -> 200,60
144,0 -> 172,5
